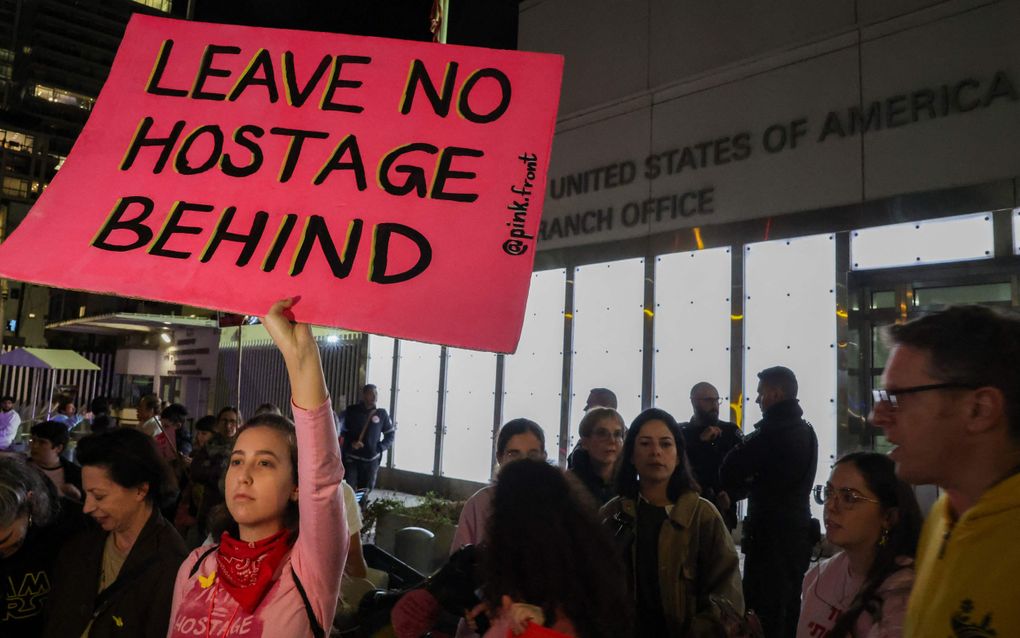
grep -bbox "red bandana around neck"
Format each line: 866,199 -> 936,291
216,529 -> 291,613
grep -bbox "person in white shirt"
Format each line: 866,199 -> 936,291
0,395 -> 20,450
135,394 -> 162,436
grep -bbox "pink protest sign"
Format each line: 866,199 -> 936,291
0,15 -> 562,353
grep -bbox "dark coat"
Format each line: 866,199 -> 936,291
719,399 -> 817,524
568,448 -> 616,506
340,403 -> 394,461
680,419 -> 742,528
42,507 -> 187,638
0,498 -> 86,638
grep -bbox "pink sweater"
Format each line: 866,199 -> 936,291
450,485 -> 494,554
797,552 -> 914,638
167,399 -> 347,638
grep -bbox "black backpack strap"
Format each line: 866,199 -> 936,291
188,544 -> 220,578
291,566 -> 326,638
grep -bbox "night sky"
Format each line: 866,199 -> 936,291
185,0 -> 519,50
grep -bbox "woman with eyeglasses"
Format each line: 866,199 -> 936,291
570,407 -> 625,505
797,452 -> 922,638
601,408 -> 743,637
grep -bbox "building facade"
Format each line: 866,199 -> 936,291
370,0 -> 1020,506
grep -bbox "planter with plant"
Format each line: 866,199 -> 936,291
362,492 -> 464,574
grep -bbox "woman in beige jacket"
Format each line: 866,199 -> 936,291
601,408 -> 744,638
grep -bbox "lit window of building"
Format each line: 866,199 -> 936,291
0,129 -> 35,153
132,0 -> 172,12
2,176 -> 31,198
0,48 -> 13,82
32,84 -> 95,110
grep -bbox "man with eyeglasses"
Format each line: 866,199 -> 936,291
871,305 -> 1020,637
720,366 -> 817,638
680,382 -> 742,530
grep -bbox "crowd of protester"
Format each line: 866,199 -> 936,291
0,302 -> 1018,637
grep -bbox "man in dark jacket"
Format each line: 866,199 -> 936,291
720,366 -> 817,638
340,384 -> 394,495
679,382 -> 742,530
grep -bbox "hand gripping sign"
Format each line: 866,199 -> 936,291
0,15 -> 562,353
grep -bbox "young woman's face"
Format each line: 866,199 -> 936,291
580,416 -> 624,467
82,466 -> 150,534
823,463 -> 888,552
631,419 -> 678,483
226,426 -> 297,538
496,432 -> 546,470
195,430 -> 213,448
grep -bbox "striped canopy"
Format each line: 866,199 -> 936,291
0,347 -> 100,370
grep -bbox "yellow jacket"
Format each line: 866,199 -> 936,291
905,472 -> 1020,637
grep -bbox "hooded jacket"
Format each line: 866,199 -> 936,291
600,490 -> 744,638
904,471 -> 1020,637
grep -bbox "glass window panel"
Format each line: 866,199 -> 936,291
872,325 -> 891,370
393,340 -> 441,475
654,247 -> 732,423
913,283 -> 1011,307
571,258 -> 645,451
504,269 -> 566,463
1014,209 -> 1020,255
744,234 -> 837,520
366,335 -> 395,412
442,348 -> 498,482
851,213 -> 993,270
870,291 -> 895,309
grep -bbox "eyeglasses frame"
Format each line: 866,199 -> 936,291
813,484 -> 882,509
871,382 -> 981,409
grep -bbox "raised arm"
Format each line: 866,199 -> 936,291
261,298 -> 346,630
261,298 -> 329,411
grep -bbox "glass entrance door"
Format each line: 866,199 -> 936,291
845,262 -> 1016,456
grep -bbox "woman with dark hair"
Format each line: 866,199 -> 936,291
602,407 -> 743,637
0,455 -> 85,637
166,299 -> 346,638
797,452 -> 922,638
183,415 -> 227,545
481,458 -> 631,638
42,426 -> 187,637
570,407 -> 625,505
451,417 -> 546,552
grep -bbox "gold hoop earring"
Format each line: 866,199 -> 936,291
878,527 -> 890,547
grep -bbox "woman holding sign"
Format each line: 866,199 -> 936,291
166,298 -> 347,638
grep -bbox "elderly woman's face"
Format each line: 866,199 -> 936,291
0,511 -> 30,558
82,466 -> 149,534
